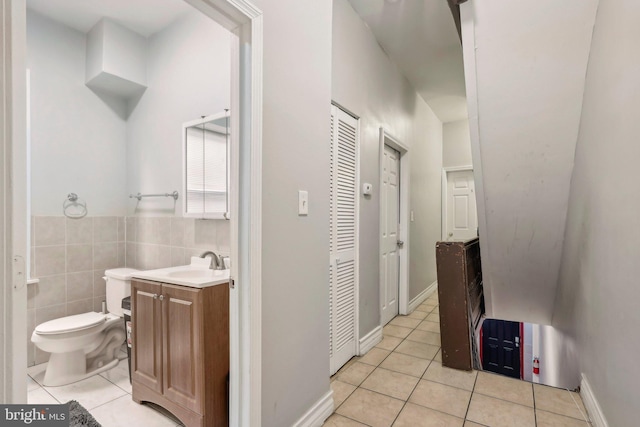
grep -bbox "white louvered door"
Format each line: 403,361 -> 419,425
329,105 -> 359,375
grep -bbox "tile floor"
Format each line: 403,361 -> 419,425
27,350 -> 180,427
325,293 -> 592,427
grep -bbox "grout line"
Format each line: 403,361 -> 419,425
463,366 -> 479,422
533,383 -> 537,426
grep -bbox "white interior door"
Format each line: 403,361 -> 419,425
329,105 -> 359,375
381,145 -> 400,326
446,169 -> 478,241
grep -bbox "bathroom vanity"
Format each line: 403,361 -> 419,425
130,262 -> 229,427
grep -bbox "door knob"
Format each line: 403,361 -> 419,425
397,240 -> 404,247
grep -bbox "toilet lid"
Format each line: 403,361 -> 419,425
35,312 -> 107,335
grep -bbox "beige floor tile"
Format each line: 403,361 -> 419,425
407,310 -> 428,320
331,380 -> 357,408
408,379 -> 471,418
415,304 -> 435,313
533,384 -> 588,420
426,313 -> 440,323
423,361 -> 477,391
323,414 -> 368,427
416,320 -> 441,333
359,348 -> 391,366
336,362 -> 376,386
536,409 -> 590,426
394,340 -> 439,360
434,349 -> 442,362
336,388 -> 404,427
383,324 -> 413,339
431,307 -> 440,314
390,316 -> 422,329
406,330 -> 441,346
380,352 -> 431,378
89,395 -> 177,427
360,367 -> 420,400
474,372 -> 533,407
393,402 -> 464,427
376,335 -> 403,351
463,422 -> 485,427
466,393 -> 535,427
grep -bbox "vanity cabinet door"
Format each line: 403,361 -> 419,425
161,284 -> 204,415
131,280 -> 163,394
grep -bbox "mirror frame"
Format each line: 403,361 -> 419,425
181,110 -> 230,219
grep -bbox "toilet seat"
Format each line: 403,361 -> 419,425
35,312 -> 107,335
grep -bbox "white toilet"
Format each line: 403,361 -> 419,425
31,268 -> 138,386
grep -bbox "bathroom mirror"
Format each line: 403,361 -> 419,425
182,110 -> 230,219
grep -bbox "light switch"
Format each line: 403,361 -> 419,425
298,190 -> 309,216
410,210 -> 415,222
362,183 -> 373,196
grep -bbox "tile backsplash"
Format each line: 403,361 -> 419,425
27,215 -> 227,366
125,217 -> 229,271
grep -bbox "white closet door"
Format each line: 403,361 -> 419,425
329,105 -> 359,375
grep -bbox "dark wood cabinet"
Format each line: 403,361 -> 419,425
436,238 -> 484,371
131,279 -> 229,427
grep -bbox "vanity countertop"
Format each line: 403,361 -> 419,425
131,257 -> 230,288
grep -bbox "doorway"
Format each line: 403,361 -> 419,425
379,129 -> 410,325
3,1 -> 263,425
442,166 -> 478,241
481,319 -> 522,379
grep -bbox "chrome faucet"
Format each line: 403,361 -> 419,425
200,251 -> 222,270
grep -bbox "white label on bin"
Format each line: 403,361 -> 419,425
126,321 -> 132,348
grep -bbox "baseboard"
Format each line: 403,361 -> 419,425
408,281 -> 438,313
292,390 -> 334,427
580,373 -> 608,427
358,326 -> 382,355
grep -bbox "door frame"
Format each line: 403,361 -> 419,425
441,165 -> 474,240
378,128 -> 410,318
3,1 -> 264,425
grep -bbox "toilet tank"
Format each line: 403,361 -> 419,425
104,268 -> 138,317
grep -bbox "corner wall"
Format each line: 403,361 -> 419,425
126,10 -> 230,217
27,10 -> 127,216
553,0 -> 640,424
443,119 -> 471,168
255,0 -> 333,426
332,0 -> 443,337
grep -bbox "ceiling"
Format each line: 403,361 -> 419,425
27,0 -> 192,37
347,0 -> 467,123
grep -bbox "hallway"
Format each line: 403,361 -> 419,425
325,293 -> 591,427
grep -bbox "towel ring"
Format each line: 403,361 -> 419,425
63,193 -> 88,219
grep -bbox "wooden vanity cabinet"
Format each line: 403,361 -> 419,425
131,278 -> 229,427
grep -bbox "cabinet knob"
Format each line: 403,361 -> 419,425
159,295 -> 164,301
153,294 -> 158,300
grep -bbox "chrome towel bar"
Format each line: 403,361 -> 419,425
129,191 -> 179,201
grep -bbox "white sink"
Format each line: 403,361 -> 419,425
166,269 -> 227,279
132,257 -> 230,288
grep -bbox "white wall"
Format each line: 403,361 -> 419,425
332,0 -> 443,337
460,0 -> 598,325
28,10 -> 128,216
552,0 -> 640,424
252,0 -> 333,425
126,10 -> 230,217
443,119 -> 471,168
